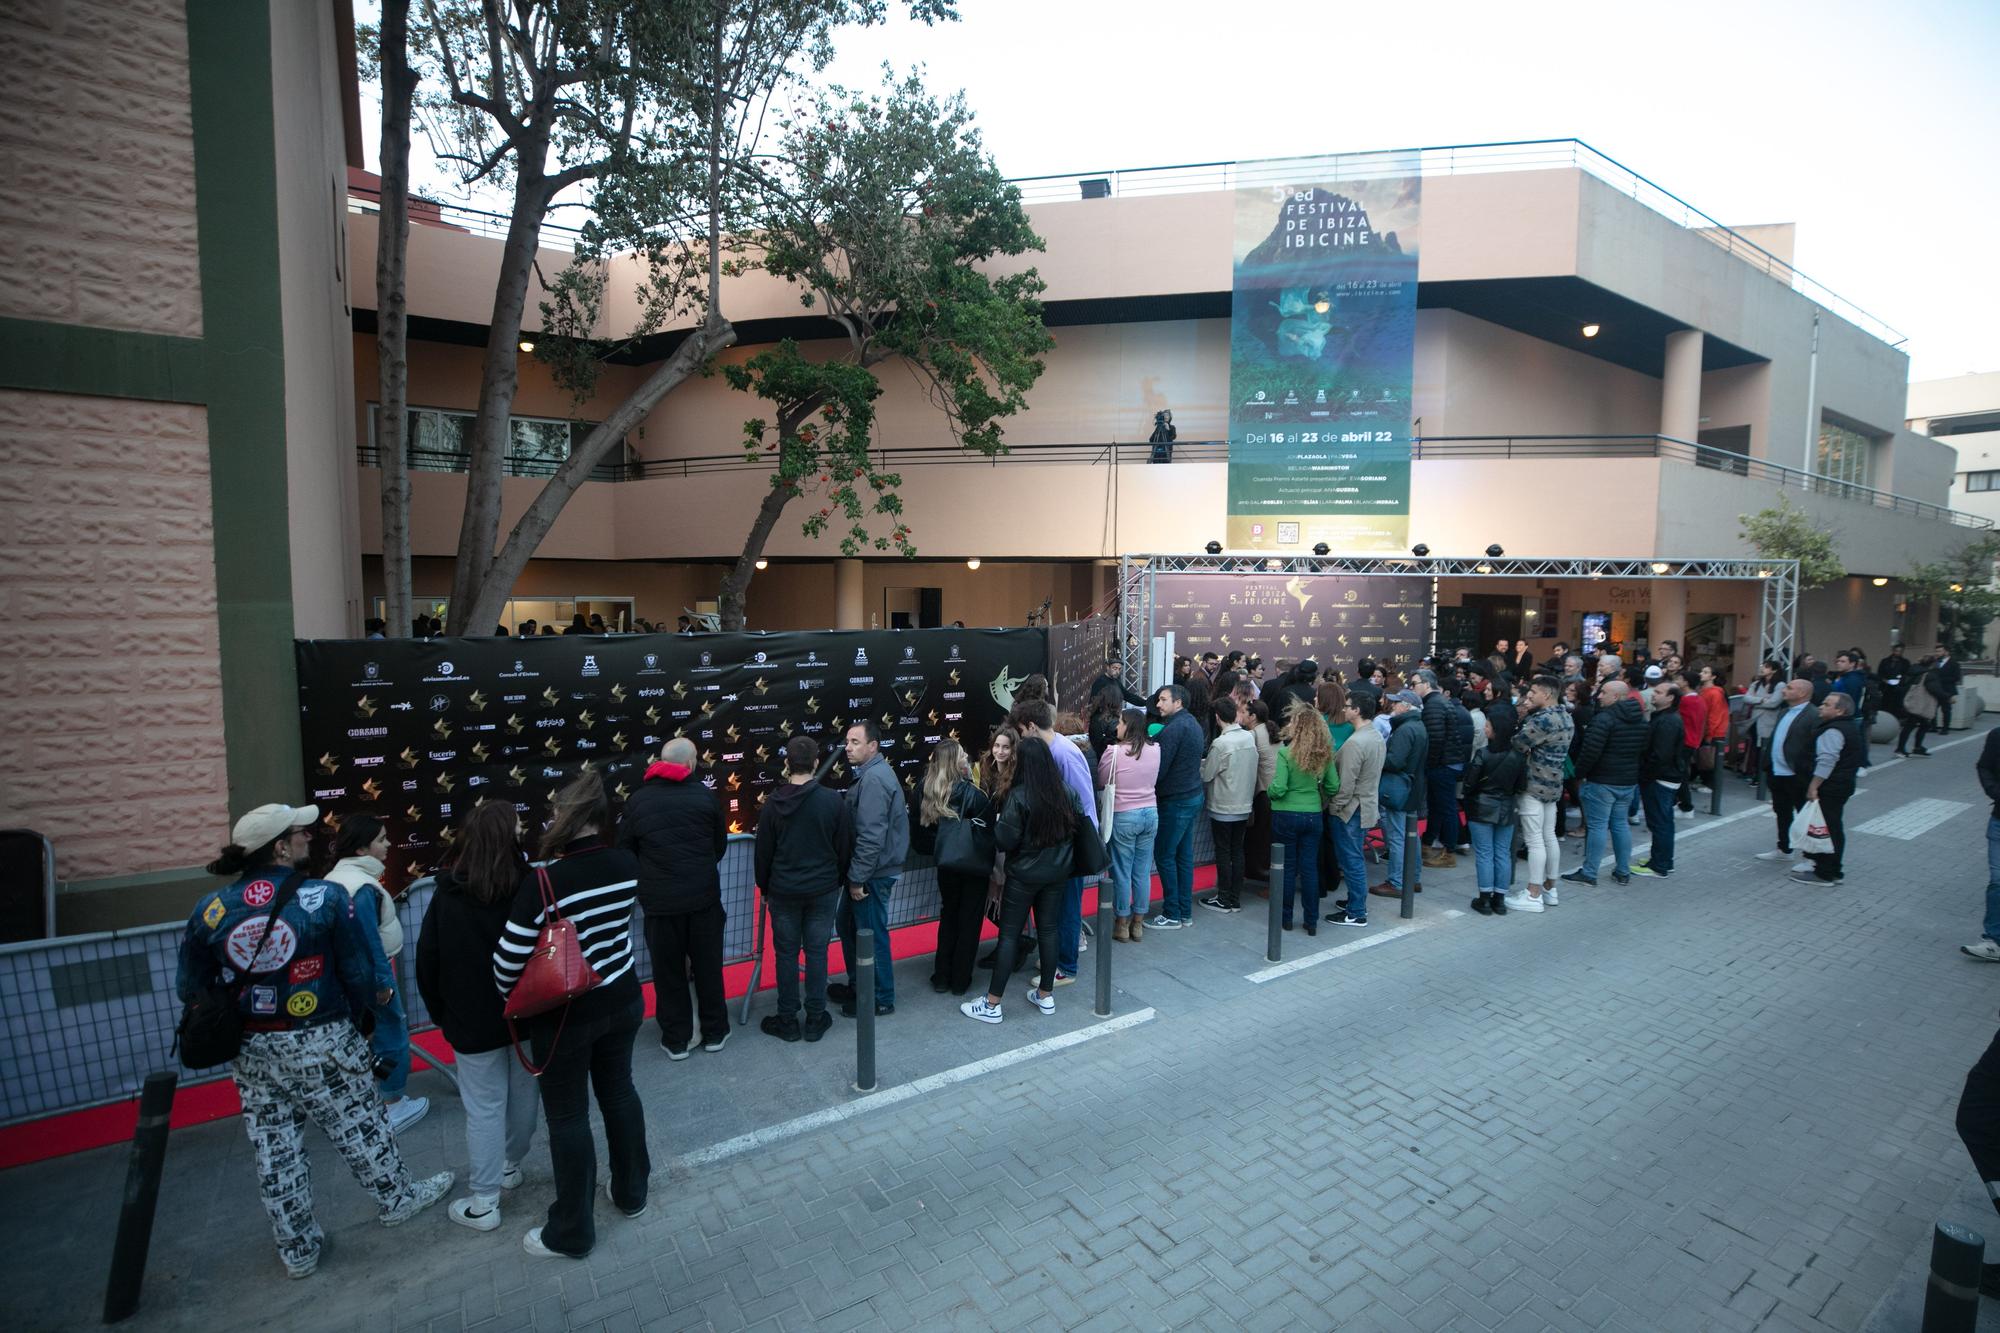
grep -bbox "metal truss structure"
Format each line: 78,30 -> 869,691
1117,553 -> 1800,690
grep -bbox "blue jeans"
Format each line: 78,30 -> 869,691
372,987 -> 410,1099
1641,782 -> 1678,873
1109,807 -> 1159,917
1986,818 -> 2000,943
1154,795 -> 1203,921
1466,820 -> 1513,893
1058,875 -> 1087,976
1273,810 -> 1322,927
1424,765 -> 1465,850
1579,781 -> 1634,880
1330,811 -> 1370,921
836,874 -> 897,1007
1379,773 -> 1413,890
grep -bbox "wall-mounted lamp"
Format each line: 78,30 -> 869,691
518,340 -> 536,353
754,558 -> 768,570
1871,577 -> 1888,587
1581,323 -> 1600,339
966,558 -> 981,570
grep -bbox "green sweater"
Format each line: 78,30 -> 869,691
1268,744 -> 1340,812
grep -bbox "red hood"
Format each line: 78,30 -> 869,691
645,761 -> 694,782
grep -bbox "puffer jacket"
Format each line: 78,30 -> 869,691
1576,696 -> 1647,786
1642,708 -> 1689,785
1421,691 -> 1473,767
1512,704 -> 1574,803
327,854 -> 402,960
616,761 -> 727,915
1461,710 -> 1527,825
1382,710 -> 1430,815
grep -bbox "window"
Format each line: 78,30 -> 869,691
368,405 -> 627,480
1967,471 -> 2000,493
1814,419 -> 1873,490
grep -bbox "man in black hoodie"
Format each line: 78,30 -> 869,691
1634,680 -> 1689,879
1414,670 -> 1472,865
1562,679 -> 1646,886
617,736 -> 729,1058
754,737 -> 853,1041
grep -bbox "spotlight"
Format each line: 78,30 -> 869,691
1871,577 -> 1888,587
1411,543 -> 1430,558
1205,540 -> 1223,555
1485,544 -> 1504,558
1581,323 -> 1600,338
518,340 -> 536,353
1475,563 -> 1493,574
754,558 -> 768,570
1650,561 -> 1670,575
1312,542 -> 1330,557
1265,558 -> 1283,571
966,558 -> 981,570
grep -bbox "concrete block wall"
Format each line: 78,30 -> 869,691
0,391 -> 229,882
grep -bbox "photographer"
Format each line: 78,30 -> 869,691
1148,409 -> 1177,463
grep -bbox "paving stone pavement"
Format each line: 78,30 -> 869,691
9,723 -> 2000,1332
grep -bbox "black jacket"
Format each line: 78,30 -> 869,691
1979,730 -> 2000,819
1460,712 -> 1526,825
616,765 -> 727,916
1088,672 -> 1143,708
1641,709 -> 1689,785
1932,655 -> 1964,699
1382,710 -> 1429,815
910,778 -> 993,856
1421,691 -> 1473,767
1576,697 -> 1647,786
1765,703 -> 1819,777
415,870 -> 518,1055
754,778 -> 852,899
995,786 -> 1076,887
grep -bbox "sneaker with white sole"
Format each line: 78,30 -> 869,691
1755,849 -> 1792,862
602,1177 -> 647,1218
1024,985 -> 1055,1015
661,1035 -> 693,1061
1502,891 -> 1545,913
1964,939 -> 2000,962
1791,861 -> 1814,875
450,1196 -> 501,1232
385,1096 -> 429,1135
1542,885 -> 1559,906
960,996 -> 1002,1024
380,1170 -> 454,1227
1149,915 -> 1184,930
701,1031 -> 729,1054
522,1227 -> 582,1259
501,1161 -> 524,1190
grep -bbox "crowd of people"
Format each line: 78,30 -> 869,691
178,630 -> 1974,1277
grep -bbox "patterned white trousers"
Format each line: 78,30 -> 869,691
232,1024 -> 413,1271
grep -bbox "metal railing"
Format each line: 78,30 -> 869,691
349,138 -> 1904,349
357,434 -> 1989,528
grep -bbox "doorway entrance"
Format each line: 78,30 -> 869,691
1457,593 -> 1522,658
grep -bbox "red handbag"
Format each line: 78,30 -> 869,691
505,866 -> 600,1074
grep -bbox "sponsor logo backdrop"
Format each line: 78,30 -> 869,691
1154,572 -> 1430,673
298,628 -> 1046,888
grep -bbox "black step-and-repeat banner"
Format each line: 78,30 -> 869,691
298,628 -> 1046,887
1154,572 -> 1429,674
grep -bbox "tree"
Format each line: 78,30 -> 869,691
1906,533 -> 2000,659
1738,493 -> 1844,589
710,74 -> 1050,629
367,0 -> 417,637
394,0 -> 956,634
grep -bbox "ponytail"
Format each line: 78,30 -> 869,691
206,839 -> 276,876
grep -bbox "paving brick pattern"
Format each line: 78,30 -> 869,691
7,725 -> 2000,1331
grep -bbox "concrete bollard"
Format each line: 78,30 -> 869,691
1920,1220 -> 1983,1333
1093,882 -> 1113,1018
1266,841 -> 1284,963
853,929 -> 876,1093
1708,741 -> 1725,816
1402,828 -> 1420,919
103,1071 -> 177,1323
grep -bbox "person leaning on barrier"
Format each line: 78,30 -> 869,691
618,736 -> 730,1059
755,735 -> 854,1040
417,800 -> 541,1233
177,802 -> 452,1279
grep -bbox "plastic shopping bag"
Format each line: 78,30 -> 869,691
1789,800 -> 1834,856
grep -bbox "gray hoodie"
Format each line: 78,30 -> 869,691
845,752 -> 911,884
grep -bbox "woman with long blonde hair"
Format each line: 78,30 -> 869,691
1266,701 -> 1339,935
917,739 -> 993,995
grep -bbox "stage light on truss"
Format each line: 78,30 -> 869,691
1650,561 -> 1671,574
1205,540 -> 1223,555
1411,543 -> 1430,558
1485,544 -> 1504,558
1313,542 -> 1330,556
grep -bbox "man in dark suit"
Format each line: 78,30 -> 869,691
1934,642 -> 1964,733
1756,679 -> 1818,867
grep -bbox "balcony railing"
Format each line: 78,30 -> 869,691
357,434 -> 1990,528
347,138 -> 1904,350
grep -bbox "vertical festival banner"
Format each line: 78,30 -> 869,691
1227,156 -> 1421,553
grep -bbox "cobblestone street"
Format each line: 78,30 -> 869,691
8,725 -> 2000,1332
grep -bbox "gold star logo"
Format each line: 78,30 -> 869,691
700,699 -> 716,717
404,804 -> 423,823
467,689 -> 488,712
725,723 -> 741,742
434,772 -> 456,793
777,718 -> 794,737
751,676 -> 769,695
506,713 -> 526,734
725,772 -> 741,791
541,686 -> 561,707
317,752 -> 339,775
439,826 -> 459,846
644,705 -> 662,724
614,781 -> 632,801
577,709 -> 596,730
610,683 -> 627,702
544,737 -> 562,757
804,695 -> 821,715
755,744 -> 771,762
611,730 -> 628,750
948,668 -> 961,685
671,680 -> 688,699
470,741 -> 490,762
508,766 -> 526,786
432,718 -> 452,740
702,749 -> 717,765
360,778 -> 383,802
354,694 -> 379,718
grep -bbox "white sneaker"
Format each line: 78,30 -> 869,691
602,1177 -> 646,1218
1675,808 -> 1695,820
501,1161 -> 523,1190
1791,861 -> 1814,875
960,997 -> 1002,1024
1755,850 -> 1792,862
385,1096 -> 429,1134
1502,891 -> 1545,913
1964,940 -> 2000,962
380,1170 -> 453,1227
522,1227 -> 578,1259
450,1196 -> 501,1232
1024,985 -> 1055,1015
1542,885 -> 1560,907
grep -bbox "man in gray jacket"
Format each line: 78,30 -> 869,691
1198,696 -> 1260,913
830,720 -> 910,1017
1328,693 -> 1386,926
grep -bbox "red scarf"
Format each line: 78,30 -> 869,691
646,761 -> 693,781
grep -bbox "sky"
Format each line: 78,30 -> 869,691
377,0 -> 2000,383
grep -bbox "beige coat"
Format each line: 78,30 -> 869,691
1330,724 -> 1385,828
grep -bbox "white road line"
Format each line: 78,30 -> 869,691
674,1008 -> 1158,1168
1854,797 -> 1974,840
1245,923 -> 1424,984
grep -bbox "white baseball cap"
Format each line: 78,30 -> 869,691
232,803 -> 319,848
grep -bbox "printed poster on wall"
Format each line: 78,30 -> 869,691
1227,155 -> 1421,553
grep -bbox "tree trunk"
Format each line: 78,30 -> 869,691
373,0 -> 415,638
446,137 -> 554,634
717,479 -> 797,631
460,317 -> 738,633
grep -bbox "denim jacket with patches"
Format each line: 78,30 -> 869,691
175,866 -> 378,1030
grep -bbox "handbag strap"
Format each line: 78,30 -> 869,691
535,864 -> 563,922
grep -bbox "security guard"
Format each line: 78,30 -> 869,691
177,802 -> 452,1277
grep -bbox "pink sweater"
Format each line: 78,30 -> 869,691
1097,743 -> 1160,812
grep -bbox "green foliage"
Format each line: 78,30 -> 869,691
722,69 -> 1052,557
1906,533 -> 2000,659
1738,494 -> 1845,589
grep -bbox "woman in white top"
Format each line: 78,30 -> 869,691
1096,706 -> 1161,940
325,815 -> 425,1133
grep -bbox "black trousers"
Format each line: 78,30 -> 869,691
986,878 -> 1061,1001
1897,715 -> 1932,753
532,988 -> 648,1257
1809,778 -> 1853,880
1210,818 -> 1248,906
646,903 -> 729,1048
1768,773 -> 1809,854
1245,791 -> 1273,880
1958,1027 -> 2000,1215
931,869 -> 987,995
1317,814 -> 1341,899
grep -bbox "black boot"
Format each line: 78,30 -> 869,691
1471,892 -> 1492,915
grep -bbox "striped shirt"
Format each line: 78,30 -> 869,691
493,841 -> 641,999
